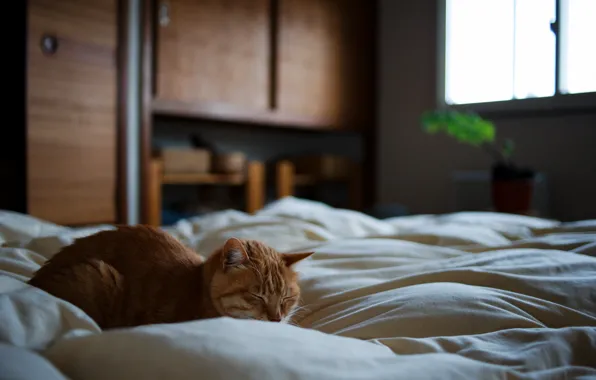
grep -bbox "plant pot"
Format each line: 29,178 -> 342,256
490,162 -> 535,214
491,179 -> 534,214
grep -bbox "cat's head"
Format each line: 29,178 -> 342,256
208,237 -> 314,323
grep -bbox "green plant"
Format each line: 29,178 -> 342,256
420,109 -> 514,165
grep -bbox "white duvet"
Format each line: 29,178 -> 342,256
1,197 -> 596,379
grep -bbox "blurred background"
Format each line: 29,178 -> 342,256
3,0 -> 595,227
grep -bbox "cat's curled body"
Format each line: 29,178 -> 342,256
27,225 -> 313,329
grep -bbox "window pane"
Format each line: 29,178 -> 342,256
445,0 -> 515,104
560,0 -> 596,94
513,0 -> 556,99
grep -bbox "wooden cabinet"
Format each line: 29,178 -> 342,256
27,0 -> 118,225
151,0 -> 375,130
156,0 -> 270,110
277,0 -> 375,129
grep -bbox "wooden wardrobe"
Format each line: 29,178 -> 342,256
11,0 -> 376,225
24,0 -> 125,225
150,0 -> 374,130
141,0 -> 377,222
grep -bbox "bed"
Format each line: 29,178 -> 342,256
1,196 -> 595,379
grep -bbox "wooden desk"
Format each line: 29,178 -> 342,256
148,158 -> 265,226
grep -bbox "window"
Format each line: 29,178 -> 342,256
442,0 -> 596,109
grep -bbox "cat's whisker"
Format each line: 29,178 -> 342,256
291,305 -> 311,316
282,303 -> 312,325
284,304 -> 313,325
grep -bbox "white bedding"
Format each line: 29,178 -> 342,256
1,197 -> 596,379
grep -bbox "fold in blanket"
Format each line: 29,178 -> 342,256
1,197 -> 595,379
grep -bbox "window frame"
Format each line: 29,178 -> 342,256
436,0 -> 596,114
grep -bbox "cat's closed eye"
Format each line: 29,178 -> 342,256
247,292 -> 266,304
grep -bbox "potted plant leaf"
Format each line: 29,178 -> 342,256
420,109 -> 535,214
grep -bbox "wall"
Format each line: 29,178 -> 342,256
378,0 -> 596,221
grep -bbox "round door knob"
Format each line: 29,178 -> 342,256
40,34 -> 58,55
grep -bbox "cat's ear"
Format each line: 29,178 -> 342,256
282,251 -> 314,267
222,237 -> 249,270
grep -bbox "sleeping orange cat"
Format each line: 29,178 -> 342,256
28,225 -> 314,329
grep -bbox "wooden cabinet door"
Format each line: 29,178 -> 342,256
27,0 -> 118,225
278,0 -> 375,130
156,0 -> 270,111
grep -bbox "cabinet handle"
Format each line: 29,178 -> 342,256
40,34 -> 58,55
159,1 -> 170,26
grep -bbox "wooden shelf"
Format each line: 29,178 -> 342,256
162,172 -> 245,185
148,158 -> 265,226
275,160 -> 362,210
152,98 -> 345,131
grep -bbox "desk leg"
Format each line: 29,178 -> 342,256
246,161 -> 265,214
276,160 -> 294,199
148,159 -> 163,226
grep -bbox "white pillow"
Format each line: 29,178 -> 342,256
44,317 -> 398,380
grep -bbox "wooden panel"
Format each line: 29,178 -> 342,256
27,0 -> 117,225
156,0 -> 269,110
278,0 -> 375,129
